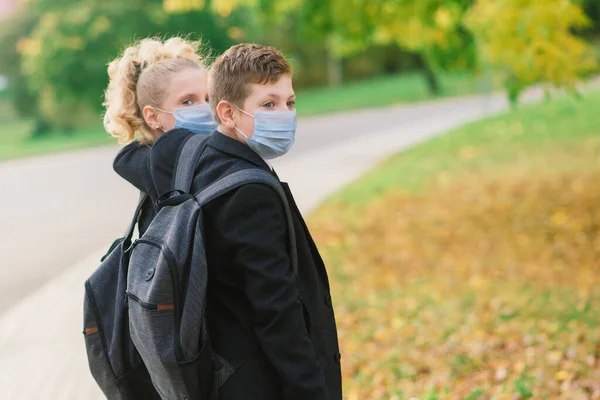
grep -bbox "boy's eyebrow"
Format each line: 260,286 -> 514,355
260,93 -> 296,101
262,93 -> 281,99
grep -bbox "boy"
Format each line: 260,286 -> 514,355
202,43 -> 342,399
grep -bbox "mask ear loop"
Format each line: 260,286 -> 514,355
234,126 -> 250,141
233,104 -> 254,119
232,104 -> 254,143
154,107 -> 173,133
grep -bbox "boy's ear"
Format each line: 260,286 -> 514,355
217,100 -> 236,129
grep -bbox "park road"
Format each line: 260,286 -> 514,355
1,82 -> 598,398
0,83 -> 590,315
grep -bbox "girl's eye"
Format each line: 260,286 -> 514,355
287,101 -> 296,108
263,101 -> 274,108
205,96 -> 209,103
182,99 -> 194,106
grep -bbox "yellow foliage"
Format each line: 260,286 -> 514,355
163,0 -> 205,13
226,27 -> 245,41
211,0 -> 258,17
211,0 -> 236,16
434,7 -> 454,30
16,38 -> 41,57
309,142 -> 600,398
39,12 -> 59,30
465,0 -> 598,92
371,1 -> 467,56
90,16 -> 111,39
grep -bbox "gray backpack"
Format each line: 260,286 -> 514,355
125,134 -> 298,399
84,191 -> 161,400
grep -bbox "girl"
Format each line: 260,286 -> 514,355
103,37 -> 215,233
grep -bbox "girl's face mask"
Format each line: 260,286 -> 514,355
157,103 -> 217,135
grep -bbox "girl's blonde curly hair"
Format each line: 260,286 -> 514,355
103,37 -> 208,145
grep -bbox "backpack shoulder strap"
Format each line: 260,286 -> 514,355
101,191 -> 147,262
195,169 -> 299,277
123,191 -> 148,240
156,134 -> 209,209
173,134 -> 209,193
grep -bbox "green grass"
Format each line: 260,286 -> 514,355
0,118 -> 112,161
296,71 -> 496,116
0,97 -> 112,161
332,89 -> 600,206
0,71 -> 493,161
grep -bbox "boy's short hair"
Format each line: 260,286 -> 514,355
209,43 -> 292,124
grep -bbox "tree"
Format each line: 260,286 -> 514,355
0,5 -> 51,135
163,0 -> 598,100
464,0 -> 598,103
1,0 -> 233,133
161,0 -> 476,92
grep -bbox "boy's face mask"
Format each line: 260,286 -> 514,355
156,103 -> 217,135
233,104 -> 297,160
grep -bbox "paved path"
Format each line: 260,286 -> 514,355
0,90 -> 509,312
0,83 -> 596,398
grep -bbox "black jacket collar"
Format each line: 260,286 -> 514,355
116,129 -> 274,200
207,130 -> 271,171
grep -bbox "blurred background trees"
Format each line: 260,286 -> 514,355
0,0 -> 597,136
0,0 -> 234,134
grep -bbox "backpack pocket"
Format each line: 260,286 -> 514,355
127,237 -> 214,399
84,245 -> 160,400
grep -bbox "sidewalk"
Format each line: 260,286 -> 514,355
0,248 -> 106,399
0,83 -> 590,398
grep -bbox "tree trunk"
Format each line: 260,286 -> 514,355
326,37 -> 343,88
30,118 -> 53,138
415,54 -> 440,95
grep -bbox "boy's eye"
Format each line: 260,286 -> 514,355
287,101 -> 296,108
182,99 -> 194,106
263,101 -> 275,108
205,96 -> 209,103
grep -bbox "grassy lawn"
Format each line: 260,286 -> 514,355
0,71 -> 494,161
308,91 -> 600,398
0,98 -> 112,161
296,71 -> 495,116
333,90 -> 600,205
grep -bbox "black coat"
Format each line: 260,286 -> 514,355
115,130 -> 342,400
113,141 -> 158,235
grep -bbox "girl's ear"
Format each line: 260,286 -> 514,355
217,100 -> 236,129
143,105 -> 161,130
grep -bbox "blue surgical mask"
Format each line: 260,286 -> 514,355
234,106 -> 297,160
157,103 -> 217,135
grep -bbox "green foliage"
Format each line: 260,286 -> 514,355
0,7 -> 45,122
0,0 -> 233,133
1,0 -> 597,135
0,71 -> 488,160
164,0 -> 598,102
513,367 -> 535,399
465,388 -> 485,400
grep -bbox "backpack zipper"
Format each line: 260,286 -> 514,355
125,291 -> 174,311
